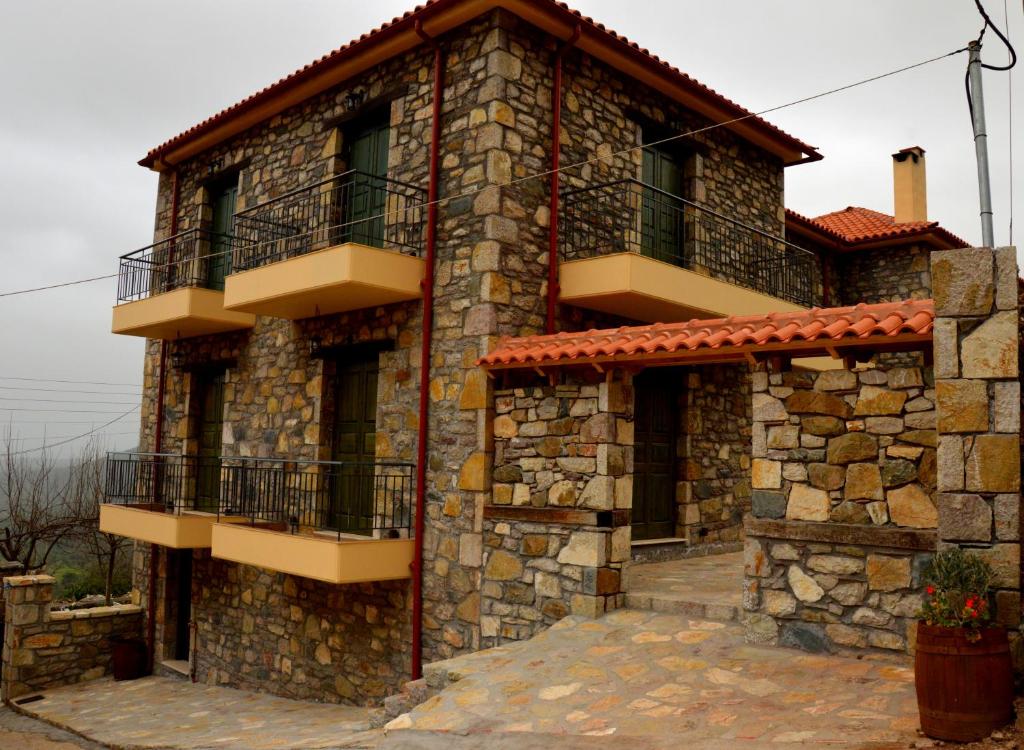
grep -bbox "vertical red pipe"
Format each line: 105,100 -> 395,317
546,26 -> 580,334
412,19 -> 443,681
147,168 -> 179,671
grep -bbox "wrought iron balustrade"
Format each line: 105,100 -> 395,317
559,178 -> 822,307
218,457 -> 414,539
231,171 -> 427,272
103,452 -> 224,514
116,229 -> 235,303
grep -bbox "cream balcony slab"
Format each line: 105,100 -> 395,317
222,243 -> 424,320
210,522 -> 414,584
558,252 -> 806,322
111,288 -> 255,340
99,504 -> 231,549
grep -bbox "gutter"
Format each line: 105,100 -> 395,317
411,18 -> 444,682
545,24 -> 580,334
146,169 -> 179,673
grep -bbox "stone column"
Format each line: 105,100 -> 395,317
1,575 -> 55,702
932,246 -> 1021,626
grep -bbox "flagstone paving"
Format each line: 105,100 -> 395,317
13,675 -> 378,749
624,552 -> 744,620
385,609 -> 922,748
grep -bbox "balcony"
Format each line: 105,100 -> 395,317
210,457 -> 415,584
99,453 -> 244,548
223,171 -> 427,320
558,179 -> 822,322
111,230 -> 255,339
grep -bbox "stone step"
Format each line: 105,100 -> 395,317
371,677 -> 439,728
624,592 -> 741,622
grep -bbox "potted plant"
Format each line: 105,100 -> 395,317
915,548 -> 1013,742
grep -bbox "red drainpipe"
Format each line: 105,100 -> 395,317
147,168 -> 179,672
411,19 -> 443,681
545,25 -> 581,334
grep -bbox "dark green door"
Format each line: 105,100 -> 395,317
641,146 -> 685,264
173,550 -> 192,661
341,111 -> 390,247
207,178 -> 237,289
329,352 -> 379,533
194,371 -> 225,512
632,369 -> 678,540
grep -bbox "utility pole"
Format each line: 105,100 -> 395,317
967,40 -> 996,248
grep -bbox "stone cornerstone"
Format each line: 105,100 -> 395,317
2,575 -> 144,702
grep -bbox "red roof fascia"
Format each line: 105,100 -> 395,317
140,0 -> 820,169
786,207 -> 968,251
479,299 -> 934,369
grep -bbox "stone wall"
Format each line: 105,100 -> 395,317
838,243 -> 932,305
481,375 -> 632,645
932,246 -> 1021,627
677,364 -> 752,547
744,362 -> 938,653
2,575 -> 143,701
191,553 -> 410,705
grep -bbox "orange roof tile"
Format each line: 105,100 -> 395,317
786,206 -> 967,249
141,0 -> 820,169
479,300 -> 934,369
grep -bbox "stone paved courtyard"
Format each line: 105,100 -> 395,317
13,675 -> 376,749
385,609 -> 921,748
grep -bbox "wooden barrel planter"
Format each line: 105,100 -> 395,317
915,623 -> 1013,742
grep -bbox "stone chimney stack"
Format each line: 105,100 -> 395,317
892,146 -> 927,223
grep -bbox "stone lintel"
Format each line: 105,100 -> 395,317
3,575 -> 55,588
483,505 -> 628,528
744,516 -> 936,551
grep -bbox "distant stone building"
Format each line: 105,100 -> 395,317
93,0 -> 986,709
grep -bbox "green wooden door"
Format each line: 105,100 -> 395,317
329,352 -> 379,533
194,371 -> 225,512
208,179 -> 237,289
641,146 -> 685,264
631,369 -> 677,540
341,112 -> 390,247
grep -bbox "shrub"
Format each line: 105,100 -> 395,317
918,548 -> 996,631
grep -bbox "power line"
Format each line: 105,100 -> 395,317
0,407 -> 140,414
0,397 -> 137,406
0,376 -> 142,387
0,385 -> 142,396
5,406 -> 140,456
0,47 -> 970,301
6,431 -> 138,442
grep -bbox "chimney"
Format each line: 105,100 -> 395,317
892,146 -> 927,223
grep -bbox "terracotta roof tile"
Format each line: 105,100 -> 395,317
786,206 -> 968,249
141,0 -> 819,168
479,300 -> 934,369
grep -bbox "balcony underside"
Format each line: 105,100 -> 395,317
111,287 -> 255,340
210,522 -> 414,584
223,243 -> 424,320
559,253 -> 805,323
99,504 -> 239,549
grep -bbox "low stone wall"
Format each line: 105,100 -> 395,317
744,362 -> 938,653
2,575 -> 143,701
481,376 -> 632,647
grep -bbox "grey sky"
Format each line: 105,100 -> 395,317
0,0 -> 1020,455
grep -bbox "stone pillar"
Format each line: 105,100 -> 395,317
2,575 -> 55,702
932,246 -> 1021,626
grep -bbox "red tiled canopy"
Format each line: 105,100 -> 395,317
478,300 -> 934,370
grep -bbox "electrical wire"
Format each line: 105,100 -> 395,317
0,46 -> 971,300
0,407 -> 140,414
0,385 -> 142,396
0,397 -> 137,406
975,0 -> 1018,70
4,406 -> 139,456
0,376 -> 142,387
6,431 -> 138,442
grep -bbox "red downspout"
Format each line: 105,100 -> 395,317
147,169 -> 179,672
545,25 -> 580,334
411,19 -> 443,682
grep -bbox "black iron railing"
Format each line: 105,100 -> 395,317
116,229 -> 235,304
559,178 -> 822,307
218,457 -> 414,539
231,171 -> 427,272
103,452 -> 225,514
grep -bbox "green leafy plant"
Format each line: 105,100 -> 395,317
918,548 -> 996,633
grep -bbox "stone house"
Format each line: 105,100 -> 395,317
92,0 -> 991,709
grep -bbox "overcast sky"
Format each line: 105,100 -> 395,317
1,0 -> 1020,456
